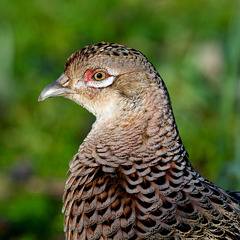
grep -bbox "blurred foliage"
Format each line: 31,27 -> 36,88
0,0 -> 240,239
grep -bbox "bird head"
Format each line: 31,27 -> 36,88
38,42 -> 164,119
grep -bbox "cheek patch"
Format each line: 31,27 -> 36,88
86,76 -> 116,88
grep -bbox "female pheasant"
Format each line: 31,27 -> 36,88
39,42 -> 240,240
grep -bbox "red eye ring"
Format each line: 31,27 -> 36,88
85,69 -> 109,83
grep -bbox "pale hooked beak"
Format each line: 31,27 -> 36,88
38,74 -> 75,102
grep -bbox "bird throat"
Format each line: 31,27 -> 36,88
86,84 -> 188,169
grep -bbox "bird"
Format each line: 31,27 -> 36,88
38,42 -> 240,240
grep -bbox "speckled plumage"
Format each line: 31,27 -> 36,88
39,42 -> 240,240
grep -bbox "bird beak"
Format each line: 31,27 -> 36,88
38,74 -> 75,102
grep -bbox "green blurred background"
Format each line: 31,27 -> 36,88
0,0 -> 240,239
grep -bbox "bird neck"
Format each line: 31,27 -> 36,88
86,84 -> 188,167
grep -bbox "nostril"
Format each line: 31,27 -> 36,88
62,79 -> 70,87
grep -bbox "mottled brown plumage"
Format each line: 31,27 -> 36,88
39,42 -> 240,239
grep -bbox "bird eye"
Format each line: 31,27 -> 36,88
93,71 -> 107,81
